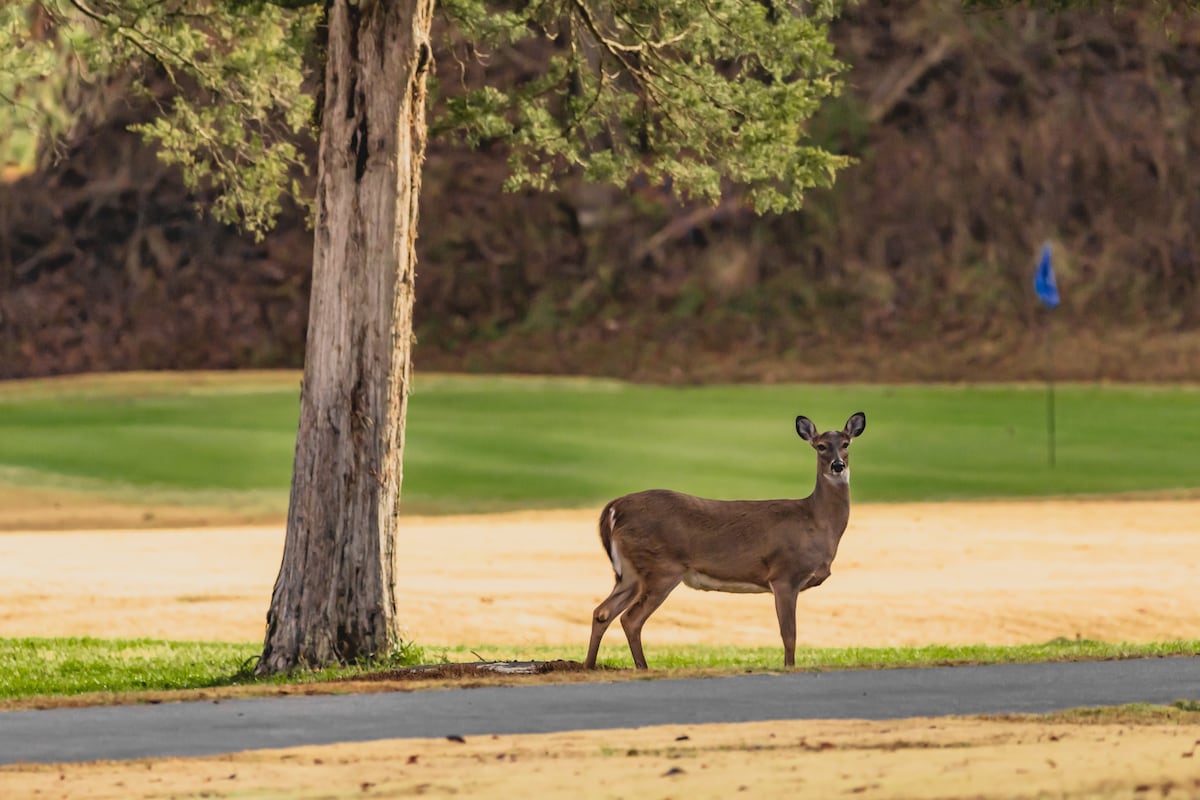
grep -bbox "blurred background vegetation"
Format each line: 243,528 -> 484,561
2,0 -> 1198,384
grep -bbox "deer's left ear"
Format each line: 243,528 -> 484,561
796,416 -> 818,442
844,412 -> 866,438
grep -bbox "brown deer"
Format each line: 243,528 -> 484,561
584,412 -> 867,669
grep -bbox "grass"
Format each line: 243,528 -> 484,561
0,636 -> 423,703
989,700 -> 1200,726
3,637 -> 1198,705
0,638 -> 262,700
435,639 -> 1200,671
1,371 -> 1198,707
0,371 -> 1198,514
0,373 -> 299,515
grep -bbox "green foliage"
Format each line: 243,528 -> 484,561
0,1 -> 316,237
1,373 -> 1199,513
437,0 -> 852,212
0,5 -> 75,168
4,0 -> 850,234
124,2 -> 319,236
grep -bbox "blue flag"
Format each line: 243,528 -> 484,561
1034,242 -> 1060,309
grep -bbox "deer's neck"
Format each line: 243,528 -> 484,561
808,474 -> 852,539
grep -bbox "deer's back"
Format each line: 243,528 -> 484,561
608,489 -> 833,581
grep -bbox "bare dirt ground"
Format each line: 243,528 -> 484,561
2,498 -> 1199,798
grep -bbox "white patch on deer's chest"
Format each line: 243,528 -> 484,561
823,468 -> 850,486
682,570 -> 770,594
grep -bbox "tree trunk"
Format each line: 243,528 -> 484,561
258,0 -> 434,674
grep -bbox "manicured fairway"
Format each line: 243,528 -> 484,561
0,372 -> 1197,513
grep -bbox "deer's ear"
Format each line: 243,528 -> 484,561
845,412 -> 866,438
796,416 -> 818,442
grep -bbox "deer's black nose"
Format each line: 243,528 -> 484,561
831,461 -> 845,474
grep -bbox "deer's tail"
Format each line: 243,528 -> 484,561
599,500 -> 623,580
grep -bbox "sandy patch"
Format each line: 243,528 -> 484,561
4,717 -> 1199,799
1,499 -> 1198,798
0,486 -> 281,533
2,501 -> 1198,649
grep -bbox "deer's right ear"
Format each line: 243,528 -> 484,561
845,411 -> 867,438
796,416 -> 818,442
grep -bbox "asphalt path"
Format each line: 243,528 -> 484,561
2,657 -> 1198,765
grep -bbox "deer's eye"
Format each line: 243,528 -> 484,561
817,444 -> 827,452
842,442 -> 850,449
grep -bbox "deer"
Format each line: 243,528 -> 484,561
584,411 -> 867,670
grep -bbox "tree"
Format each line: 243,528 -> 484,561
2,0 -> 850,673
257,0 -> 434,672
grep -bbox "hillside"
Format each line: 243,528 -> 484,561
2,1 -> 1198,382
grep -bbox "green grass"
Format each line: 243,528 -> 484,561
3,373 -> 1196,706
0,372 -> 1198,512
0,374 -> 299,511
433,639 -> 1200,671
0,637 -> 424,701
990,700 -> 1200,726
406,377 -> 1200,507
3,637 -> 1198,703
0,638 -> 262,699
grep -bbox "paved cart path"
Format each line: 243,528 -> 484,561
3,657 -> 1198,765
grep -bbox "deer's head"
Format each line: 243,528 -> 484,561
795,412 -> 867,485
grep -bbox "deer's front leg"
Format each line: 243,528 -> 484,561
770,580 -> 801,667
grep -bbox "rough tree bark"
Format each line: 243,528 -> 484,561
258,0 -> 435,674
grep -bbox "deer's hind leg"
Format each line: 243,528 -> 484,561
620,572 -> 683,669
585,572 -> 639,669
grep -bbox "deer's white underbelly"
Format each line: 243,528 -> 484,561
682,570 -> 770,594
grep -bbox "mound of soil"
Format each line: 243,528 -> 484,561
352,660 -> 592,683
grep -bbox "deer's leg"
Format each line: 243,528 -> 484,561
619,574 -> 681,669
770,581 -> 801,668
585,575 -> 639,669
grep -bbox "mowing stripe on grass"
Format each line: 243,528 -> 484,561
0,372 -> 1197,513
